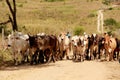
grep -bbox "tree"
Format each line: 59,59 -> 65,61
6,0 -> 18,31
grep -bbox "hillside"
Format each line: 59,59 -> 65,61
0,0 -> 120,35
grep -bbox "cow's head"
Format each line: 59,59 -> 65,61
28,35 -> 38,48
7,33 -> 21,47
37,36 -> 45,48
71,36 -> 81,47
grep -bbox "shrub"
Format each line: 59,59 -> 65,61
73,26 -> 84,35
0,25 -> 10,36
104,18 -> 117,26
87,13 -> 97,18
116,22 -> 120,28
102,0 -> 111,5
108,7 -> 113,10
104,18 -> 120,31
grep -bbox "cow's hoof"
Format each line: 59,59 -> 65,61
66,56 -> 69,60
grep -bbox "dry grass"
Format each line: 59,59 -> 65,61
0,0 -> 105,35
0,0 -> 120,35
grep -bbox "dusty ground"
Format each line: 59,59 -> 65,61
0,60 -> 120,80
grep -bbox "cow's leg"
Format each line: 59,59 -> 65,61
30,52 -> 34,65
21,53 -> 25,64
66,48 -> 69,60
109,51 -> 114,61
58,50 -> 63,60
74,53 -> 77,61
47,50 -> 55,63
106,51 -> 110,61
38,50 -> 44,63
34,51 -> 39,64
114,51 -> 119,61
24,49 -> 30,63
117,51 -> 119,60
44,49 -> 50,62
88,49 -> 91,60
52,52 -> 55,63
14,52 -> 19,65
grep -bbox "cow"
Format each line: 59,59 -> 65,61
28,34 -> 58,64
114,38 -> 120,60
71,35 -> 86,62
97,36 -> 105,60
37,34 -> 59,63
7,32 -> 29,65
58,32 -> 71,60
103,33 -> 117,61
87,33 -> 99,60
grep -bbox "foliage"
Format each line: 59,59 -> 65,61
102,0 -> 111,5
0,25 -> 11,36
104,18 -> 120,31
73,26 -> 84,35
108,7 -> 113,10
104,18 -> 117,26
87,12 -> 97,18
0,50 -> 13,66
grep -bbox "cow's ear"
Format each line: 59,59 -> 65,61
26,38 -> 29,41
27,33 -> 31,37
16,37 -> 20,40
102,40 -> 105,44
5,37 -> 8,40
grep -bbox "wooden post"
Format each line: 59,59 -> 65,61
2,28 -> 5,50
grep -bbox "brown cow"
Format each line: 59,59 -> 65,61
28,35 -> 41,64
103,33 -> 117,61
87,34 -> 99,60
28,33 -> 59,64
37,34 -> 59,63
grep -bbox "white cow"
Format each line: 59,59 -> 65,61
7,32 -> 29,65
58,32 -> 71,60
71,35 -> 88,61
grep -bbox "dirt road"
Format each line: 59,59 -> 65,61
0,60 -> 120,80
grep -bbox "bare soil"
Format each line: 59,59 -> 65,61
0,60 -> 120,80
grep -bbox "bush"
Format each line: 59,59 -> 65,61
108,7 -> 113,10
102,0 -> 111,5
87,13 -> 97,18
104,18 -> 120,31
73,26 -> 84,35
104,18 -> 117,26
0,25 -> 11,36
116,22 -> 120,28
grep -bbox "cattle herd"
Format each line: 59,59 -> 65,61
5,31 -> 120,65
